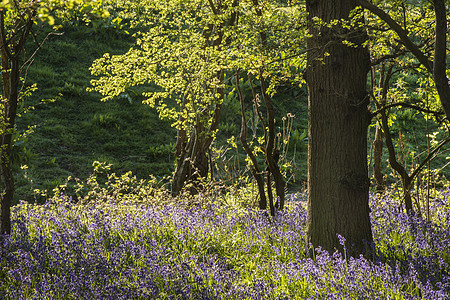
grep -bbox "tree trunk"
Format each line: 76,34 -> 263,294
373,124 -> 385,193
171,129 -> 211,196
0,53 -> 20,236
0,10 -> 34,236
432,0 -> 450,120
237,70 -> 267,210
260,76 -> 285,210
305,0 -> 373,256
379,100 -> 414,212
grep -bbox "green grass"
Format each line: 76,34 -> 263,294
14,23 -> 176,202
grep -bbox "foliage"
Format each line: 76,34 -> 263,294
0,0 -> 109,26
364,1 -> 450,201
0,186 -> 449,298
365,1 -> 449,132
91,0 -> 231,132
9,12 -> 308,203
90,0 -> 307,107
0,0 -> 113,235
90,0 -> 308,195
4,0 -> 446,206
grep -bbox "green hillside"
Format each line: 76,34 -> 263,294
14,24 -> 177,202
13,22 -> 308,203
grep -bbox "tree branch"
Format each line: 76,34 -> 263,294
207,0 -> 218,15
371,102 -> 445,118
410,137 -> 450,180
432,0 -> 450,118
370,50 -> 407,66
357,0 -> 433,72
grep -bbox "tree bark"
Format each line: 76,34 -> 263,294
0,58 -> 19,236
305,0 -> 373,256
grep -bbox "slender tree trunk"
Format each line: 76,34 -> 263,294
305,0 -> 373,256
379,102 -> 414,212
373,124 -> 385,193
260,76 -> 285,210
0,10 -> 35,235
237,70 -> 267,210
0,54 -> 20,236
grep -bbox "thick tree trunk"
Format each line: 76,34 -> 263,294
305,0 -> 373,256
432,0 -> 450,120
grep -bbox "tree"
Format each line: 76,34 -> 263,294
0,0 -> 106,236
234,0 -> 306,214
369,62 -> 449,213
237,70 -> 286,215
358,0 -> 450,122
358,0 -> 450,212
91,0 -> 241,196
305,0 -> 373,256
91,0 -> 305,201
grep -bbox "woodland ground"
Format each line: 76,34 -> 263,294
0,186 -> 449,299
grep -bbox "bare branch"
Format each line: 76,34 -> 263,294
20,31 -> 63,74
410,137 -> 450,180
371,102 -> 445,118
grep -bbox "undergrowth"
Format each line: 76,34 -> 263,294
1,172 -> 449,299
